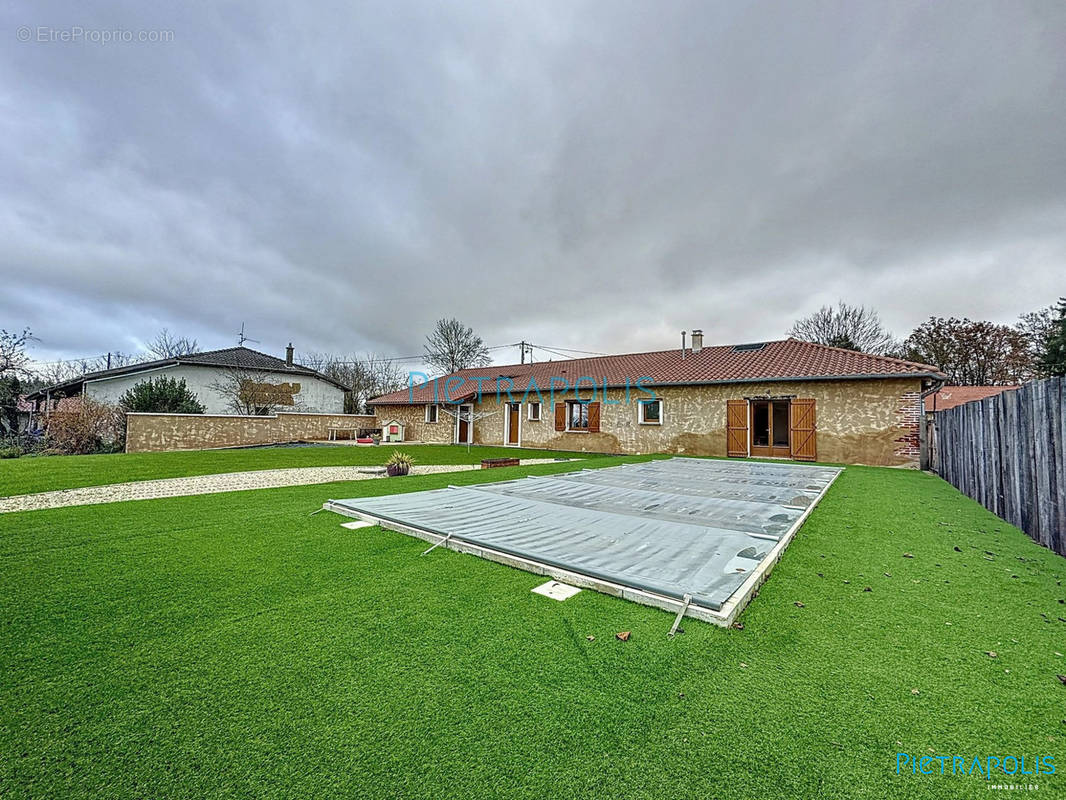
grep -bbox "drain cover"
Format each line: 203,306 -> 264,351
531,580 -> 581,601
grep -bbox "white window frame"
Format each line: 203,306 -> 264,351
566,400 -> 589,432
638,398 -> 663,425
425,403 -> 439,423
527,401 -> 541,421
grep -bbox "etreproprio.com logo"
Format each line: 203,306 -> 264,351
897,753 -> 1055,780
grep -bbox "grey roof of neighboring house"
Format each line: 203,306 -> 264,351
25,346 -> 348,400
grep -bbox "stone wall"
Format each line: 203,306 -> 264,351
459,377 -> 924,466
374,403 -> 453,444
125,411 -> 377,453
127,377 -> 926,466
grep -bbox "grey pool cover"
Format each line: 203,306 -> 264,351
328,458 -> 841,613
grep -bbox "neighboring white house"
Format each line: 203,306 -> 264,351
26,346 -> 346,418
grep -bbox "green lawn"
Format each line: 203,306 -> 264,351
0,444 -> 603,497
1,459 -> 1063,798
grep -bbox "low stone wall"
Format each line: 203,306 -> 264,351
125,412 -> 378,453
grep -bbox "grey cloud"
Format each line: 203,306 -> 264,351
2,0 -> 1063,366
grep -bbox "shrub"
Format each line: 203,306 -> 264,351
119,376 -> 206,414
385,450 -> 414,477
0,445 -> 19,459
44,398 -> 123,455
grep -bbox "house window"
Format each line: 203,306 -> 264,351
425,404 -> 438,423
639,398 -> 663,425
527,402 -> 541,421
567,400 -> 589,431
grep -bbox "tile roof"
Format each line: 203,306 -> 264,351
371,338 -> 946,405
927,384 -> 1019,412
25,346 -> 347,399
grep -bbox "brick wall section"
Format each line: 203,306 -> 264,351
125,412 -> 377,452
893,390 -> 922,460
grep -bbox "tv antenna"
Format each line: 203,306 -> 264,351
237,322 -> 260,346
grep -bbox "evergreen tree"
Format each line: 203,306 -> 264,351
119,376 -> 206,414
1042,297 -> 1066,377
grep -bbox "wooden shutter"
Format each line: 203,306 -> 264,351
554,402 -> 566,431
790,398 -> 817,461
726,400 -> 748,457
587,402 -> 601,432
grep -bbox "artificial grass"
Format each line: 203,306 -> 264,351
0,444 -> 605,497
1,460 -> 1063,798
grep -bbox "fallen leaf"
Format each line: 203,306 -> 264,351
739,662 -> 748,668
615,631 -> 631,642
1056,675 -> 1066,685
903,552 -> 914,558
987,651 -> 997,658
911,688 -> 921,695
863,587 -> 872,592
794,601 -> 805,608
586,635 -> 595,641
954,546 -> 962,552
732,622 -> 745,631
884,572 -> 892,577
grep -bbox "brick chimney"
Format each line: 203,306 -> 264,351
691,329 -> 703,353
285,343 -> 294,367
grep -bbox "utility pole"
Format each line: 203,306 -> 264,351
519,341 -> 533,364
106,352 -> 111,369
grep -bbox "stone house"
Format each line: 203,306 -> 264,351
25,345 -> 346,420
369,335 -> 946,467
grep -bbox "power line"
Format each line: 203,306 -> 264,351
530,343 -> 608,356
27,341 -> 532,372
529,345 -> 576,361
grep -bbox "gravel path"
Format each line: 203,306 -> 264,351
0,459 -> 576,514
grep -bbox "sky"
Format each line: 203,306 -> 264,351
2,0 -> 1064,371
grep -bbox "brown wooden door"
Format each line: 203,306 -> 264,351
750,399 -> 792,458
457,404 -> 471,444
507,403 -> 520,444
789,398 -> 817,461
726,400 -> 748,457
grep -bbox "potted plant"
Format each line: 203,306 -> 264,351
385,450 -> 414,477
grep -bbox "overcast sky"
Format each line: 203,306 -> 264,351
3,1 -> 1064,369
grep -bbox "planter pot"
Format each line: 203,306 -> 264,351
386,464 -> 410,477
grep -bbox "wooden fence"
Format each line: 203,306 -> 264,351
934,377 -> 1064,556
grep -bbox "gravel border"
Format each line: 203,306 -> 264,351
0,459 -> 575,514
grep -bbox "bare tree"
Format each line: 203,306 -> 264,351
146,328 -> 198,359
300,351 -> 405,413
901,317 -> 1031,385
209,366 -> 304,415
0,327 -> 34,376
788,302 -> 896,354
423,318 -> 491,374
